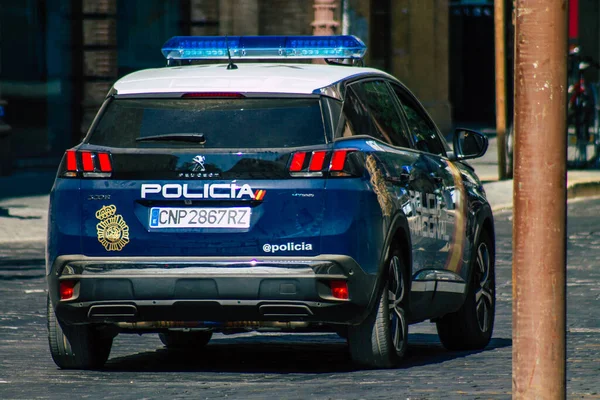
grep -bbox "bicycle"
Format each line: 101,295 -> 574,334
567,46 -> 600,168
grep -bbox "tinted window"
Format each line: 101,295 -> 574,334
352,81 -> 411,147
391,85 -> 446,155
87,98 -> 326,148
341,86 -> 381,140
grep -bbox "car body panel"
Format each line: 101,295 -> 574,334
113,64 -> 393,96
47,61 -> 494,332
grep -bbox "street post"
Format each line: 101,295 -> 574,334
494,0 -> 508,180
513,0 -> 567,398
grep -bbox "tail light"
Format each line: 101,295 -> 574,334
288,149 -> 361,178
62,150 -> 113,178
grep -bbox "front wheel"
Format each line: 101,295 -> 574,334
436,231 -> 495,350
47,296 -> 113,369
348,249 -> 408,368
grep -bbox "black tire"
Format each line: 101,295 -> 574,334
436,231 -> 495,350
159,330 -> 212,350
47,296 -> 113,369
348,248 -> 408,368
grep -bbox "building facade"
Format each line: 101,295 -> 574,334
2,0 -> 596,174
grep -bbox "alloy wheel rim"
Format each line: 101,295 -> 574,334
388,255 -> 406,353
474,243 -> 494,332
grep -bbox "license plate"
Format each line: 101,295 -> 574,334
149,207 -> 251,229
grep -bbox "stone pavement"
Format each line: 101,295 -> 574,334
469,136 -> 600,210
1,193 -> 599,398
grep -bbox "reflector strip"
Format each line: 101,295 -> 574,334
290,152 -> 306,172
81,152 -> 94,172
330,280 -> 349,300
59,280 -> 76,300
309,151 -> 327,171
66,150 -> 77,171
330,150 -> 348,171
98,153 -> 112,172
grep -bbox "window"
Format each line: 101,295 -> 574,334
341,86 -> 381,140
341,81 -> 411,148
87,98 -> 326,149
391,85 -> 446,156
353,81 -> 411,148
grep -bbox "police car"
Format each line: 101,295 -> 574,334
46,35 -> 495,369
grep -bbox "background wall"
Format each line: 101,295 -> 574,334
0,0 -> 596,173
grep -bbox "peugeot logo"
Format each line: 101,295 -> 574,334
192,155 -> 206,172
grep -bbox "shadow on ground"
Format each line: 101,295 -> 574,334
0,169 -> 56,199
103,333 -> 512,373
0,206 -> 42,219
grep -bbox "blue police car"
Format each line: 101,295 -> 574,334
46,36 -> 495,369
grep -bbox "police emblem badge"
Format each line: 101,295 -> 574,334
95,205 -> 130,251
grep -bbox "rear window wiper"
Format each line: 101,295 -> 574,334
136,133 -> 206,144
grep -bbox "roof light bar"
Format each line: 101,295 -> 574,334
161,35 -> 367,60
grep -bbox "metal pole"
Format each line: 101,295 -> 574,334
341,0 -> 350,35
312,0 -> 339,64
494,0 -> 507,179
513,1 -> 567,399
312,0 -> 339,36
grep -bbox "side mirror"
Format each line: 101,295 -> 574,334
452,128 -> 488,160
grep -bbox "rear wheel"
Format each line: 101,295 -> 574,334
348,249 -> 408,368
159,330 -> 212,350
47,296 -> 113,369
436,231 -> 495,350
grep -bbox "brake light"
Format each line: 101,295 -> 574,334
330,150 -> 348,171
65,150 -> 77,173
97,152 -> 112,172
330,280 -> 349,300
81,151 -> 94,172
290,152 -> 306,172
182,92 -> 245,98
308,151 -> 327,171
288,149 -> 359,177
61,150 -> 113,178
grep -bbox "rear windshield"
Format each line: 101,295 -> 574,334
87,98 -> 326,148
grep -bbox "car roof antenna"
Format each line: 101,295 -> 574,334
226,36 -> 238,70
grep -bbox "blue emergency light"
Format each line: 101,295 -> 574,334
161,35 -> 367,60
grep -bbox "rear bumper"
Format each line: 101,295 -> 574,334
48,255 -> 376,326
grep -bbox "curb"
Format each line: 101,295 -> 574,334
567,179 -> 600,199
488,179 -> 600,212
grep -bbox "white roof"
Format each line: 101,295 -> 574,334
113,63 -> 392,95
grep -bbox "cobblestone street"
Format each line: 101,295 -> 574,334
0,198 -> 598,399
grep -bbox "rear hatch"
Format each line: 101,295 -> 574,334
65,95 -> 348,258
